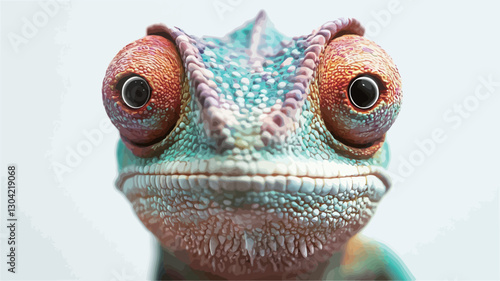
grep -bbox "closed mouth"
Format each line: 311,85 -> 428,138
116,160 -> 391,204
116,160 -> 391,264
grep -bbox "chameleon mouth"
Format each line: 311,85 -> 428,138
116,159 -> 391,198
117,161 -> 390,234
116,161 -> 391,274
120,173 -> 388,205
120,172 -> 387,234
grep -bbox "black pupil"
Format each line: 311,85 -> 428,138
349,77 -> 379,109
122,77 -> 150,108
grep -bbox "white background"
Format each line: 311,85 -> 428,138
1,0 -> 499,280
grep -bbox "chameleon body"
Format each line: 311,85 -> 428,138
102,11 -> 413,280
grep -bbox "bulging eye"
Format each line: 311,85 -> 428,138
349,76 -> 379,109
102,35 -> 183,151
319,34 -> 402,150
121,76 -> 151,109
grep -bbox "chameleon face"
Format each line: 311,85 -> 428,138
102,12 -> 401,279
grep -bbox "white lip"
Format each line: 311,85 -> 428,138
117,159 -> 390,183
121,173 -> 387,202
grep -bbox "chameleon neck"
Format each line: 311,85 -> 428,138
154,242 -> 345,280
154,235 -> 414,280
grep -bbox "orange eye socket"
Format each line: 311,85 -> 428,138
319,35 -> 402,148
102,35 -> 183,148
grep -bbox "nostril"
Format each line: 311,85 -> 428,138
273,114 -> 285,127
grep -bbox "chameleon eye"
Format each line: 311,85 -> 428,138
349,76 -> 379,109
319,34 -> 402,149
121,76 -> 151,109
102,35 -> 183,148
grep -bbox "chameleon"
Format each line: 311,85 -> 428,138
102,11 -> 413,280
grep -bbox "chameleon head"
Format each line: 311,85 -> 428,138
102,13 -> 401,279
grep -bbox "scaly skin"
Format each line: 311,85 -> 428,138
102,11 -> 412,280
